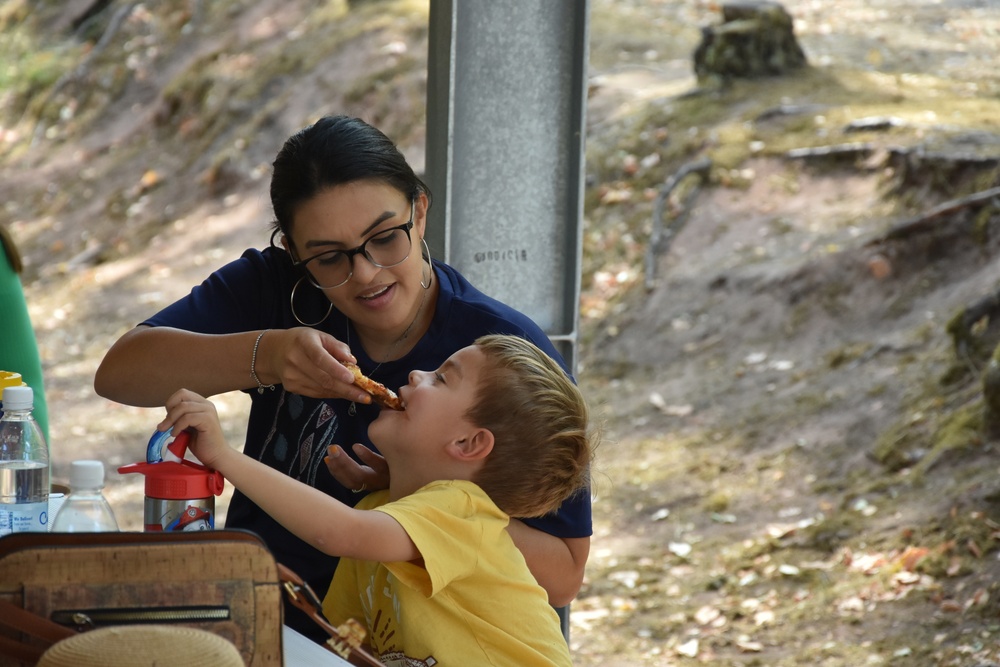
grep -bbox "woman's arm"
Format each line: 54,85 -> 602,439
95,326 -> 368,406
159,388 -> 418,562
96,327 -> 263,405
506,520 -> 590,606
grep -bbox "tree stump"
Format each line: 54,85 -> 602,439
693,1 -> 807,83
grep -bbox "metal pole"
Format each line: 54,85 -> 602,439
425,0 -> 590,374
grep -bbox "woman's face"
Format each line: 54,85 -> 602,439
285,180 -> 429,335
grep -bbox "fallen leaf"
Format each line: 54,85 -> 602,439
139,169 -> 160,191
754,610 -> 775,626
648,392 -> 693,416
867,253 -> 893,279
650,508 -> 670,521
640,153 -> 660,169
892,571 -> 923,587
669,542 -> 692,558
676,639 -> 699,658
849,553 -> 886,575
964,588 -> 988,610
694,606 -> 721,625
966,539 -> 982,559
897,546 -> 929,571
599,186 -> 633,204
608,570 -> 640,589
622,154 -> 639,175
737,638 -> 764,653
837,596 -> 865,613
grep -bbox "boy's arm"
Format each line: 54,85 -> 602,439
159,388 -> 419,563
215,446 -> 419,562
506,520 -> 590,607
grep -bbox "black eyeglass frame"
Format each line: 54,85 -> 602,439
292,201 -> 416,289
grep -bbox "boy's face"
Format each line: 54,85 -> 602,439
370,344 -> 486,461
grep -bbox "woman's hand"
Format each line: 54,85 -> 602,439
325,444 -> 390,492
257,328 -> 372,403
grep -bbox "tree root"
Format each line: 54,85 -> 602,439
644,157 -> 713,291
865,185 -> 1000,246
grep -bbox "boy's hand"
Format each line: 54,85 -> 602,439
325,444 -> 390,492
157,388 -> 229,469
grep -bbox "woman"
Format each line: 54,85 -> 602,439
95,115 -> 591,640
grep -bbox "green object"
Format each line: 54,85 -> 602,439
0,230 -> 49,443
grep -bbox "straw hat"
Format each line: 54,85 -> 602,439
37,625 -> 245,667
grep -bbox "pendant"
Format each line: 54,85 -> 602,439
348,402 -> 357,417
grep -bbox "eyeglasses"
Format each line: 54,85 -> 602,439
294,201 -> 415,289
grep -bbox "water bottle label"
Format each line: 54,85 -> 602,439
0,501 -> 48,535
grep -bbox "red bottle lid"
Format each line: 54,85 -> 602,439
118,459 -> 225,500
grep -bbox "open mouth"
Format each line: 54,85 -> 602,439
358,283 -> 393,302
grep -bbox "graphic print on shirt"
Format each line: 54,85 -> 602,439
362,571 -> 437,667
258,390 -> 339,486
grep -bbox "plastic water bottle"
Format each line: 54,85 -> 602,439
0,385 -> 50,535
51,460 -> 119,532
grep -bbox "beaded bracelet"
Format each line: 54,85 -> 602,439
251,330 -> 276,394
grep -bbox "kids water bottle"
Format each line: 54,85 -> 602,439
117,430 -> 224,532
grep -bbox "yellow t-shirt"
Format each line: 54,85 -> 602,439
322,480 -> 572,666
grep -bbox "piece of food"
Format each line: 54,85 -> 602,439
345,363 -> 403,410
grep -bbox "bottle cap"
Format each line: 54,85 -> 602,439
1,385 -> 33,411
70,460 -> 106,490
117,459 -> 225,499
0,371 -> 24,389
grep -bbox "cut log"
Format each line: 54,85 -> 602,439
693,1 -> 807,83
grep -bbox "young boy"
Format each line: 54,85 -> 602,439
158,334 -> 594,666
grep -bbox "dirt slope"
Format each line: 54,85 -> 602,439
3,1 -> 1000,665
575,1 -> 1000,665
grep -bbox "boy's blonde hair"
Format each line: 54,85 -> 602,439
467,335 -> 593,518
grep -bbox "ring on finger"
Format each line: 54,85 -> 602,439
351,483 -> 367,493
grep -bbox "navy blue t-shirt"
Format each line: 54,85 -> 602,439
142,246 -> 592,638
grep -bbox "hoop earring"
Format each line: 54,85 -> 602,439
290,276 -> 333,327
420,238 -> 432,290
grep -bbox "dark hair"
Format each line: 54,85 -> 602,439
269,115 -> 430,239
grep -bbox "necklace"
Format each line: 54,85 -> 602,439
347,286 -> 428,416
